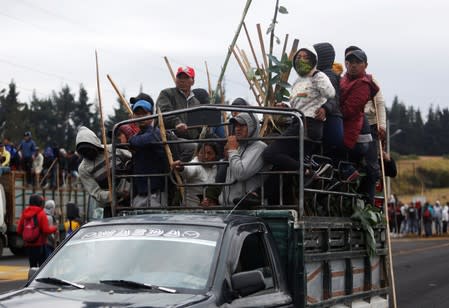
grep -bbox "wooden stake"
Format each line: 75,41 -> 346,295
107,74 -> 133,116
219,84 -> 229,137
95,50 -> 113,204
205,61 -> 212,97
243,22 -> 261,71
214,0 -> 253,103
373,99 -> 397,308
256,24 -> 269,73
232,47 -> 262,105
164,56 -> 176,84
157,107 -> 184,201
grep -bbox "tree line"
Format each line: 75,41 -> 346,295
388,96 -> 449,155
1,81 -> 448,155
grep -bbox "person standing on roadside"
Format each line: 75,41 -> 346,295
442,202 -> 449,234
433,200 -> 443,236
17,194 -> 57,267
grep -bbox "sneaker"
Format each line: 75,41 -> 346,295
341,168 -> 360,182
315,163 -> 333,178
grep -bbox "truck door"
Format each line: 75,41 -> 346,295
225,223 -> 293,307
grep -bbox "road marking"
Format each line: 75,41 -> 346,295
0,265 -> 29,281
393,242 -> 449,256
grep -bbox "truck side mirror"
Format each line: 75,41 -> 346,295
28,267 -> 39,281
231,270 -> 265,297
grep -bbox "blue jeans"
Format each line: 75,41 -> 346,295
0,166 -> 11,176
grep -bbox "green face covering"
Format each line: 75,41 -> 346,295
296,59 -> 313,76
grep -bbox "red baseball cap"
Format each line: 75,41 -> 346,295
176,66 -> 195,79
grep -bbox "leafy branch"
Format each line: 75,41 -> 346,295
351,202 -> 385,257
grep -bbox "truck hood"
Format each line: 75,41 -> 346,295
0,287 -> 210,307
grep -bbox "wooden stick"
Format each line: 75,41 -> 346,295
232,47 -> 262,105
373,100 -> 397,308
205,61 -> 212,97
219,84 -> 229,137
107,74 -> 133,116
243,22 -> 261,71
256,24 -> 269,73
95,50 -> 113,204
39,158 -> 58,187
213,0 -> 253,103
157,107 -> 184,201
164,56 -> 176,84
239,47 -> 267,98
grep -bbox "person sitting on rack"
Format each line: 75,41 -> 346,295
172,140 -> 220,206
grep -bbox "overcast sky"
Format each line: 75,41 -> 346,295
1,0 -> 448,119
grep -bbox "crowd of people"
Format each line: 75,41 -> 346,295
73,42 -> 396,211
388,197 -> 449,237
0,134 -> 81,188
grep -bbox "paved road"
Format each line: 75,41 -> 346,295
1,238 -> 449,307
392,236 -> 449,308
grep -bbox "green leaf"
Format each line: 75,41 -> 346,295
270,75 -> 281,84
279,6 -> 288,14
275,36 -> 281,45
268,54 -> 281,65
278,81 -> 291,89
266,23 -> 274,34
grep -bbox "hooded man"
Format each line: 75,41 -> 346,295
17,194 -> 57,267
76,126 -> 131,216
313,42 -> 344,153
219,113 -> 268,205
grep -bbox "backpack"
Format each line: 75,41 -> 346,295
22,215 -> 40,243
423,207 -> 431,219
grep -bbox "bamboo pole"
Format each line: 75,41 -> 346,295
107,74 -> 133,116
236,46 -> 266,104
205,61 -> 212,97
213,0 -> 253,103
219,84 -> 229,137
39,158 -> 58,187
164,56 -> 176,84
157,107 -> 184,201
95,50 -> 113,204
256,24 -> 269,72
231,47 -> 262,105
373,100 -> 397,308
243,22 -> 261,71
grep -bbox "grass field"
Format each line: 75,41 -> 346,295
392,156 -> 449,204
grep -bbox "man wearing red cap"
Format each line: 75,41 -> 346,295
156,66 -> 201,140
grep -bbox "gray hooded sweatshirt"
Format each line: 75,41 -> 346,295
76,126 -> 131,206
220,113 -> 268,205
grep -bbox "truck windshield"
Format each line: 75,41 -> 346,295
34,224 -> 222,291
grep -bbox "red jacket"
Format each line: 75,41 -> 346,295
340,73 -> 379,149
17,205 -> 57,247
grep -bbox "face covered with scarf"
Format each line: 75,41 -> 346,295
294,49 -> 317,77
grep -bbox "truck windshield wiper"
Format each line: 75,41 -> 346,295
35,277 -> 85,289
99,279 -> 176,293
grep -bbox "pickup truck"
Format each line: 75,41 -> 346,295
0,105 -> 391,307
0,209 -> 389,307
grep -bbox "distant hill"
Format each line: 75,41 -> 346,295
392,156 -> 449,204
